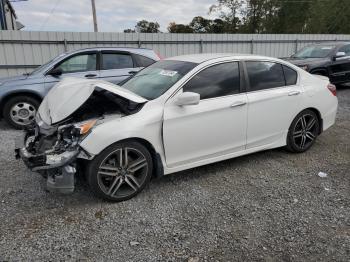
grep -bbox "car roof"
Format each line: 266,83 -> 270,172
65,47 -> 158,59
310,42 -> 350,47
165,53 -> 273,63
71,47 -> 153,52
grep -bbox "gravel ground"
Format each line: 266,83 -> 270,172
0,88 -> 349,261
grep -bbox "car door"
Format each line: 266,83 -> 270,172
328,44 -> 350,84
98,51 -> 138,85
163,61 -> 248,168
44,51 -> 99,92
245,61 -> 302,149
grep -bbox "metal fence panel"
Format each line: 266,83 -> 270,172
0,31 -> 349,77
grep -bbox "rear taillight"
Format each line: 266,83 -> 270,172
327,83 -> 336,96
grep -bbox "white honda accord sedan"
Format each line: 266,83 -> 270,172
16,54 -> 338,201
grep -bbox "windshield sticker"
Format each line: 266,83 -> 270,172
159,70 -> 178,77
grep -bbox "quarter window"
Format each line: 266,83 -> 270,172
283,65 -> 297,85
101,53 -> 133,70
57,53 -> 96,73
183,62 -> 240,100
134,54 -> 155,67
246,61 -> 285,91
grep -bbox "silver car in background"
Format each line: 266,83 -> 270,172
0,47 -> 160,128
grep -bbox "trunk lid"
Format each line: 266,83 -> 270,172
38,77 -> 147,125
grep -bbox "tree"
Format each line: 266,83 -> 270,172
210,19 -> 227,33
167,22 -> 193,33
135,20 -> 160,33
239,0 -> 266,33
209,0 -> 243,32
189,16 -> 212,33
266,0 -> 311,33
123,29 -> 135,33
306,0 -> 350,34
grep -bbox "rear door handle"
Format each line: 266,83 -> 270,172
85,74 -> 97,78
231,101 -> 246,107
288,91 -> 301,96
128,71 -> 138,75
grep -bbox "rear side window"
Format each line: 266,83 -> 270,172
134,54 -> 156,67
246,61 -> 285,91
283,65 -> 297,85
101,53 -> 133,70
338,44 -> 350,56
183,62 -> 240,100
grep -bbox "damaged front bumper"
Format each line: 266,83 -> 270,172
15,132 -> 80,194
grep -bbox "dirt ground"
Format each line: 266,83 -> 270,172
0,87 -> 349,261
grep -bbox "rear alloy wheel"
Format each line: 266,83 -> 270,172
286,109 -> 320,153
87,141 -> 153,202
3,96 -> 40,129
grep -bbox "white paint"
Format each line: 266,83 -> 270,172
77,54 -> 338,175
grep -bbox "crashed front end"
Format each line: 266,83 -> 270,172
14,77 -> 147,194
15,117 -> 96,194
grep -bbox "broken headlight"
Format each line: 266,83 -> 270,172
73,119 -> 98,136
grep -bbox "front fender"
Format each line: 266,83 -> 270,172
79,108 -> 164,158
0,83 -> 45,106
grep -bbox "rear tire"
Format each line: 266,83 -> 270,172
286,109 -> 320,153
87,141 -> 153,202
3,96 -> 40,129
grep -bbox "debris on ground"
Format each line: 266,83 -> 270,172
318,172 -> 328,178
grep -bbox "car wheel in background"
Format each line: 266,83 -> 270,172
87,141 -> 153,202
286,109 -> 320,153
3,96 -> 40,129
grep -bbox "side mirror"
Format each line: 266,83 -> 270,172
48,67 -> 63,77
334,51 -> 346,61
175,92 -> 200,106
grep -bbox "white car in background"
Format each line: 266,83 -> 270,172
16,54 -> 338,202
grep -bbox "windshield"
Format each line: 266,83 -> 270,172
122,60 -> 197,100
29,52 -> 67,75
293,45 -> 335,58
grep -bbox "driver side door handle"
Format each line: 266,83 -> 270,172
288,91 -> 301,96
231,101 -> 247,107
85,74 -> 97,78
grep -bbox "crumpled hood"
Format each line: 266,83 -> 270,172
38,77 -> 147,125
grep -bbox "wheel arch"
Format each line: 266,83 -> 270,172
0,91 -> 42,117
295,107 -> 323,135
309,67 -> 328,77
110,137 -> 164,179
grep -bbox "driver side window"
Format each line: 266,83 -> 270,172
57,53 -> 97,73
182,62 -> 240,100
339,45 -> 350,56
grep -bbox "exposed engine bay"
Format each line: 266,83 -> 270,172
15,77 -> 146,194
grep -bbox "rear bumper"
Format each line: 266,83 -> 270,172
322,100 -> 338,131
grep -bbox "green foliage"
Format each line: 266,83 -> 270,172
168,22 -> 193,33
125,1 -> 350,34
135,20 -> 160,33
306,0 -> 350,34
123,29 -> 135,33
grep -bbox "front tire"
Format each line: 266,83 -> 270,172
87,141 -> 153,202
3,96 -> 40,129
286,109 -> 320,153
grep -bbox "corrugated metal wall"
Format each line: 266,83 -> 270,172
0,31 -> 349,77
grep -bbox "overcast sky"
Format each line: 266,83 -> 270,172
12,0 -> 217,32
